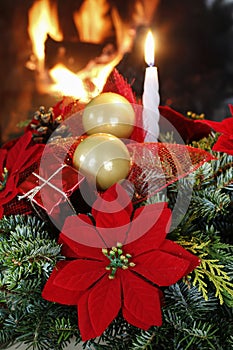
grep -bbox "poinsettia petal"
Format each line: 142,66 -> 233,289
160,106 -> 211,143
122,307 -> 151,330
90,184 -> 133,247
7,132 -> 44,174
92,183 -> 133,218
133,250 -> 191,286
59,232 -> 106,261
0,149 -> 7,170
229,104 -> 233,115
95,207 -> 130,229
124,203 -> 171,253
42,261 -> 82,304
96,224 -> 131,248
121,270 -> 162,326
78,292 -> 99,341
83,275 -> 121,338
61,215 -> 109,252
18,144 -> 44,175
6,132 -> 32,171
160,240 -> 200,275
59,233 -> 80,258
212,134 -> 233,155
196,117 -> 233,136
0,175 -> 19,205
52,260 -> 107,292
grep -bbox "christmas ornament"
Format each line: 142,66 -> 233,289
102,69 -> 145,143
82,92 -> 135,138
72,133 -> 131,190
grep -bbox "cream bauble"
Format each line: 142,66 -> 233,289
72,133 -> 131,190
82,92 -> 135,138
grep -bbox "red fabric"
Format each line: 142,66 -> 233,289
127,142 -> 216,202
103,68 -> 145,143
196,105 -> 233,155
54,137 -> 215,204
42,184 -> 200,341
103,68 -> 137,105
53,96 -> 86,120
0,132 -> 44,218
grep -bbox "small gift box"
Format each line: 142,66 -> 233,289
18,155 -> 85,217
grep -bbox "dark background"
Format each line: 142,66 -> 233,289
1,0 -> 233,144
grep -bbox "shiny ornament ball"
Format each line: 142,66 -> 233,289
73,133 -> 131,190
82,92 -> 135,138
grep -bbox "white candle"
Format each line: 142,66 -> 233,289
142,31 -> 160,142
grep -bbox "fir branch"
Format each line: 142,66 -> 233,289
164,282 -> 218,316
0,215 -> 62,290
190,188 -> 231,222
52,317 -> 80,345
97,316 -> 134,349
210,153 -> 233,189
130,330 -> 156,350
192,151 -> 233,191
0,215 -> 46,236
164,311 -> 219,350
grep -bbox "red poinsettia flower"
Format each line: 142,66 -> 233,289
0,132 -> 44,218
196,105 -> 233,155
159,106 -> 211,143
42,184 -> 200,341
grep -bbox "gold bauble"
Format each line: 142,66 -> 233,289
82,92 -> 135,138
73,133 -> 131,190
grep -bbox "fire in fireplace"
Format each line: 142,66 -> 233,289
27,0 -> 159,101
0,0 -> 158,143
1,0 -> 232,144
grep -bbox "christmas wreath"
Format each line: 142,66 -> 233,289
0,69 -> 233,350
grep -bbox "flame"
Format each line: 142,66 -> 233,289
73,0 -> 113,43
50,52 -> 122,102
27,0 -> 148,101
49,64 -> 88,101
144,31 -> 155,66
28,0 -> 62,69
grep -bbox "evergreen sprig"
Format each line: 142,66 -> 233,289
0,215 -> 62,290
1,128 -> 233,349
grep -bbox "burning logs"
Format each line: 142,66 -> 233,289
45,35 -> 116,72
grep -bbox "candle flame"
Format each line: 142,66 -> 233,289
144,31 -> 155,66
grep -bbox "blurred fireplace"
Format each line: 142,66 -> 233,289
0,0 -> 159,143
1,0 -> 233,144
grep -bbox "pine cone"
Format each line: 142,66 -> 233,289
30,106 -> 71,143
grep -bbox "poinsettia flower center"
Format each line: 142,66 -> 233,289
0,168 -> 8,191
102,242 -> 136,279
